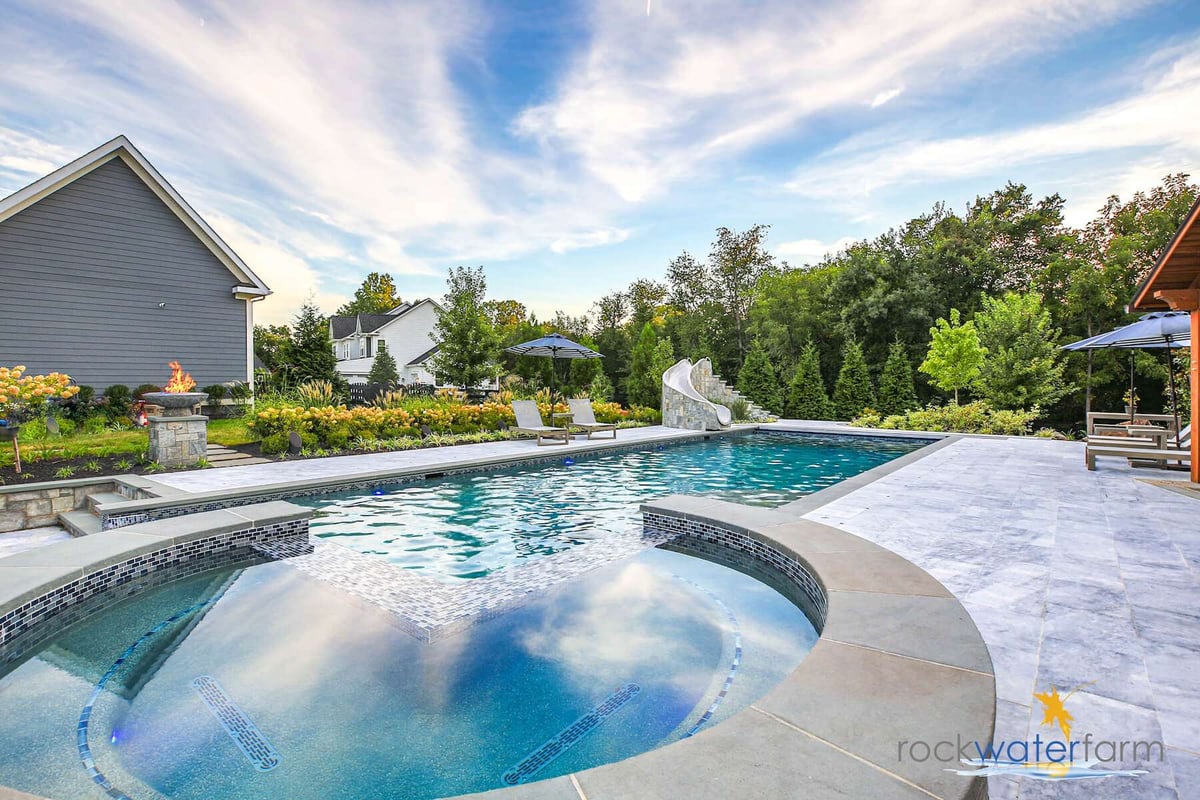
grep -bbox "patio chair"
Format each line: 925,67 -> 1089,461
567,399 -> 618,439
511,400 -> 570,446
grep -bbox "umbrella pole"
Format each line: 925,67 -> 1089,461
1166,342 -> 1181,440
1130,353 -> 1136,423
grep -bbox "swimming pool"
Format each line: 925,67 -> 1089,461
299,431 -> 928,580
0,546 -> 817,800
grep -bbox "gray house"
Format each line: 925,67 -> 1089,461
0,136 -> 270,390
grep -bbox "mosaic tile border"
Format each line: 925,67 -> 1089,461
0,519 -> 309,650
643,512 -> 827,629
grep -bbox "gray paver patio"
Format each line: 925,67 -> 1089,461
798,433 -> 1199,800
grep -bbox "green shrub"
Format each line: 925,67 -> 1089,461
260,430 -> 318,455
133,384 -> 163,400
202,384 -> 228,402
60,385 -> 96,425
103,385 -> 133,420
229,382 -> 252,405
322,425 -> 352,450
852,401 -> 1038,436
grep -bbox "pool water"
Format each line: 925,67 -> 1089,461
0,548 -> 817,800
300,431 -> 927,580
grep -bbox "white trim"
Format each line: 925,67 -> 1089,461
245,297 -> 255,388
0,135 -> 272,295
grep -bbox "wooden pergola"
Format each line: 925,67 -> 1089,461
1130,197 -> 1200,483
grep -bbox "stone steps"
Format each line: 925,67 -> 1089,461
86,492 -> 126,512
204,445 -> 271,467
60,508 -> 102,537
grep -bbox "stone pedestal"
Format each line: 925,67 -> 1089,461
148,414 -> 208,467
142,391 -> 210,468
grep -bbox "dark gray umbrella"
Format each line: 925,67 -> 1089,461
1062,311 -> 1190,431
505,333 -> 603,402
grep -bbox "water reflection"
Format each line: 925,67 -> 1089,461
301,432 -> 927,580
0,548 -> 817,800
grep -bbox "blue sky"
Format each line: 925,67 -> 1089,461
1,0 -> 1199,324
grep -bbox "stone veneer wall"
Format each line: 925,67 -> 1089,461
0,480 -> 128,533
148,414 -> 208,467
0,516 -> 308,649
688,359 -> 773,421
643,511 -> 827,628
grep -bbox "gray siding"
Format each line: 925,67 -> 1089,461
0,158 -> 248,390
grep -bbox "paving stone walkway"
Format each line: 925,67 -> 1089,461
802,435 -> 1199,800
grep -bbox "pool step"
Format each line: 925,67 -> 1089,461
86,492 -> 128,512
59,508 -> 102,537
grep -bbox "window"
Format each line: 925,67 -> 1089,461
366,338 -> 373,357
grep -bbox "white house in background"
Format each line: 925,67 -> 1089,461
329,299 -> 443,385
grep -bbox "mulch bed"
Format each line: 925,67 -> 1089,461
0,443 -> 263,486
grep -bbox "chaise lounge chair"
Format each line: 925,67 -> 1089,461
567,399 -> 617,439
511,400 -> 571,446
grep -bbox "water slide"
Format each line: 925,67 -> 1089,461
662,359 -> 732,430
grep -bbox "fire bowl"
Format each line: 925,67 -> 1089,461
142,391 -> 209,417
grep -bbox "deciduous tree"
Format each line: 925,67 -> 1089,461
920,309 -> 985,403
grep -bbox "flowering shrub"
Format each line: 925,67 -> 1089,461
0,366 -> 79,417
249,397 -> 660,450
852,401 -> 1037,436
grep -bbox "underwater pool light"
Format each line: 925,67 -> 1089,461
563,458 -> 575,466
373,489 -> 386,496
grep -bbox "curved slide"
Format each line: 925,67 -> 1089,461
662,359 -> 732,430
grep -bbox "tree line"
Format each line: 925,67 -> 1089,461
255,174 -> 1196,427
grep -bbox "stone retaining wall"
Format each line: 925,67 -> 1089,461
0,479 -> 124,533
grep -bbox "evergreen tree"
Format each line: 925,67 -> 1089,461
336,272 -> 401,316
877,340 -> 918,415
285,300 -> 341,385
366,340 -> 399,387
832,340 -> 875,420
627,323 -> 664,408
972,292 -> 1068,410
919,309 -> 985,403
736,342 -> 782,412
785,343 -> 833,419
429,266 -> 501,390
648,339 -> 677,409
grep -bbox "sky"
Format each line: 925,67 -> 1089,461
1,0 -> 1199,325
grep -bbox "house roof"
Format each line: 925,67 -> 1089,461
1131,196 -> 1200,311
408,344 -> 439,365
0,135 -> 271,297
328,298 -> 441,341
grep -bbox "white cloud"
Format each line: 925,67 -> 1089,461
550,227 -> 631,254
515,0 -> 1146,202
783,44 -> 1200,215
869,86 -> 904,108
775,236 -> 858,265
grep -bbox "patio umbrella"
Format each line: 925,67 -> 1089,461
505,333 -> 603,403
1062,311 -> 1190,432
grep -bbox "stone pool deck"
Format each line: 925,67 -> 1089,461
780,425 -> 1199,800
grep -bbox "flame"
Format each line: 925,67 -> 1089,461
165,361 -> 196,393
